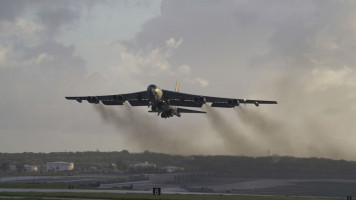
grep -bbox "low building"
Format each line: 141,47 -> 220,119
46,161 -> 74,171
129,162 -> 156,169
9,164 -> 17,172
128,162 -> 156,173
24,165 -> 38,172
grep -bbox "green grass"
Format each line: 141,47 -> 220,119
0,192 -> 341,200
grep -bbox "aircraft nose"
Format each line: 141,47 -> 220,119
147,84 -> 157,92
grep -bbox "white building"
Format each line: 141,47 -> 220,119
46,162 -> 74,171
129,162 -> 156,170
128,162 -> 156,173
24,165 -> 38,172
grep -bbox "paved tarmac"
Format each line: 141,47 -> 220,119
1,177 -> 354,198
0,188 -> 345,199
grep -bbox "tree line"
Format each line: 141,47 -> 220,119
1,151 -> 356,178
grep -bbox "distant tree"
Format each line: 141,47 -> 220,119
116,160 -> 128,171
120,150 -> 129,154
16,164 -> 25,172
0,162 -> 10,172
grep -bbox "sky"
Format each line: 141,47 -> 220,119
1,0 -> 356,160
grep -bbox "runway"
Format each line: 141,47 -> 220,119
0,188 -> 344,199
1,176 -> 354,198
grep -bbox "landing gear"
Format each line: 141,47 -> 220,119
161,110 -> 174,118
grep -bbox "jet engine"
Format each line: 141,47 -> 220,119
228,99 -> 239,107
87,96 -> 99,104
194,96 -> 206,104
254,101 -> 259,107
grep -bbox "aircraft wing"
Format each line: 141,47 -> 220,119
162,90 -> 277,107
65,91 -> 149,106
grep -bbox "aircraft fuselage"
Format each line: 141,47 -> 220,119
147,84 -> 180,118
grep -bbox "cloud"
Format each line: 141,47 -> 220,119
118,47 -> 170,75
165,37 -> 183,49
177,65 -> 191,74
307,67 -> 356,92
193,77 -> 209,87
0,50 -> 53,69
0,0 -> 102,152
116,37 -> 183,75
0,0 -> 27,22
114,37 -> 210,88
0,18 -> 43,44
36,6 -> 80,38
0,46 -> 9,67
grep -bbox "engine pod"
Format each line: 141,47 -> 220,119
194,96 -> 206,104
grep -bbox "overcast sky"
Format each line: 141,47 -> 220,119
1,0 -> 356,160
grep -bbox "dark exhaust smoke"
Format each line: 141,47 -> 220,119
203,105 -> 262,155
93,103 -> 208,154
234,107 -> 294,155
237,71 -> 356,160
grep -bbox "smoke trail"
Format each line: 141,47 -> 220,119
234,107 -> 295,155
93,103 -> 208,154
242,71 -> 356,160
203,105 -> 262,155
236,106 -> 349,158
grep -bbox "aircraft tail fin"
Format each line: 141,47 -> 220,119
175,80 -> 180,92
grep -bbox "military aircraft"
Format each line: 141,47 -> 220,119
65,81 -> 277,118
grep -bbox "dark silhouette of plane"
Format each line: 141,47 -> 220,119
66,81 -> 277,118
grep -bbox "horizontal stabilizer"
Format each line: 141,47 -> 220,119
239,99 -> 278,104
169,100 -> 203,107
177,108 -> 206,114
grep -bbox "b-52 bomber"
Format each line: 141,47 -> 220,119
65,81 -> 277,118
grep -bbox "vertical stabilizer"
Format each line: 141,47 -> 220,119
175,80 -> 180,92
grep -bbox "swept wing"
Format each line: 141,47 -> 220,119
65,91 -> 149,106
163,90 -> 277,107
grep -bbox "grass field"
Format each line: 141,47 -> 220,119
0,192 -> 342,200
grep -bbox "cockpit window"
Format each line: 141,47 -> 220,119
148,84 -> 157,89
